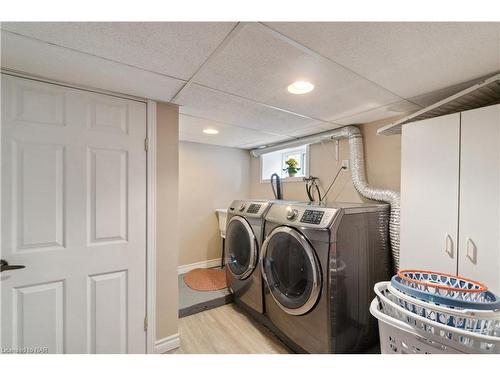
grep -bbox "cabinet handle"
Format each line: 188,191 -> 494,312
445,234 -> 454,258
466,237 -> 477,264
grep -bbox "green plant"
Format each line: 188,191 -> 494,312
283,158 -> 301,175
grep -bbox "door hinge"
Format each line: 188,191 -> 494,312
144,316 -> 148,331
144,138 -> 149,152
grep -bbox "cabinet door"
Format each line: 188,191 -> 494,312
400,113 -> 460,274
459,104 -> 500,294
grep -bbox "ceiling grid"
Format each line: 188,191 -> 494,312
1,22 -> 498,148
170,22 -> 245,102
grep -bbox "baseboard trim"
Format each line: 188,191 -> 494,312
154,333 -> 180,354
178,258 -> 222,275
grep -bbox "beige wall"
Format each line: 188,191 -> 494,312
178,141 -> 251,266
250,118 -> 402,203
156,102 -> 179,340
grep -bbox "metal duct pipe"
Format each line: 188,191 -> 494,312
329,125 -> 400,271
250,129 -> 342,157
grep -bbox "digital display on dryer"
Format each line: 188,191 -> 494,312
300,210 -> 324,225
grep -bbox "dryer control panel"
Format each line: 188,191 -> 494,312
265,202 -> 389,229
265,204 -> 339,229
300,210 -> 324,225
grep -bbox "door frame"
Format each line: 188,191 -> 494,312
1,69 -> 158,354
145,100 -> 157,354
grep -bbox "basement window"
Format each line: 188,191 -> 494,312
260,145 -> 309,182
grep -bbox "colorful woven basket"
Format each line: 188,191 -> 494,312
391,270 -> 500,310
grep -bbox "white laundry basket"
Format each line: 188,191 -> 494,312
370,298 -> 464,354
371,282 -> 500,354
387,283 -> 500,336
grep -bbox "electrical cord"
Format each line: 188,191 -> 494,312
321,166 -> 347,203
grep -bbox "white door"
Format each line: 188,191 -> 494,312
459,104 -> 500,294
400,113 -> 460,274
1,75 -> 147,353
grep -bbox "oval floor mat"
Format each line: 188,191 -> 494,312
183,268 -> 227,291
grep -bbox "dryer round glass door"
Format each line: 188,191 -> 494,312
225,216 -> 258,280
261,226 -> 322,315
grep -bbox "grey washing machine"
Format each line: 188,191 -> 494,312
261,201 -> 391,353
225,199 -> 273,314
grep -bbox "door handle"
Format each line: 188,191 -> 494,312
465,238 -> 477,264
445,234 -> 454,258
0,259 -> 26,272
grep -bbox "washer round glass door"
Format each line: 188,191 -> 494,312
225,216 -> 258,280
261,226 -> 322,315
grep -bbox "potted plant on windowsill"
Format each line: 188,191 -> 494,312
283,158 -> 301,178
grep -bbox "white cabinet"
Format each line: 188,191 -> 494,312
400,113 -> 460,275
459,105 -> 500,293
400,104 -> 500,294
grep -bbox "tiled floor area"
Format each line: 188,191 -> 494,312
170,304 -> 291,354
178,272 -> 233,317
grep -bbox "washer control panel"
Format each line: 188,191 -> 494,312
300,210 -> 324,225
246,203 -> 262,214
228,200 -> 271,218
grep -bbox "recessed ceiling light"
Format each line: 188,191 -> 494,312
258,145 -> 267,149
287,81 -> 314,95
203,128 -> 219,135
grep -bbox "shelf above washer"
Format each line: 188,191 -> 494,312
377,73 -> 500,136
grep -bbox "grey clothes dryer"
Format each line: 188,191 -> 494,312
261,201 -> 391,353
225,199 -> 273,314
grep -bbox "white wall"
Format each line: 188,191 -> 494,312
178,141 -> 251,266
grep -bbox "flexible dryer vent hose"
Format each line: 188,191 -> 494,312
330,125 -> 400,271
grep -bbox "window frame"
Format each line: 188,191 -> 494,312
259,144 -> 310,183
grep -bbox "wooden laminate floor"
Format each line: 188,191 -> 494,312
169,303 -> 291,354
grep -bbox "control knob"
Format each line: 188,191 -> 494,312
239,203 -> 246,212
286,208 -> 299,221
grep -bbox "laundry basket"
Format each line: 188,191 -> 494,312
393,270 -> 499,308
371,282 -> 500,354
387,283 -> 500,336
392,275 -> 500,310
370,298 -> 463,354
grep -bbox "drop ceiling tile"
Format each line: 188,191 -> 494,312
286,122 -> 340,137
179,114 -> 292,148
241,122 -> 347,149
266,22 -> 500,98
193,23 -> 400,122
2,22 -> 237,80
236,135 -> 295,148
1,32 -> 184,101
333,100 -> 422,125
237,139 -> 289,149
176,83 -> 318,134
